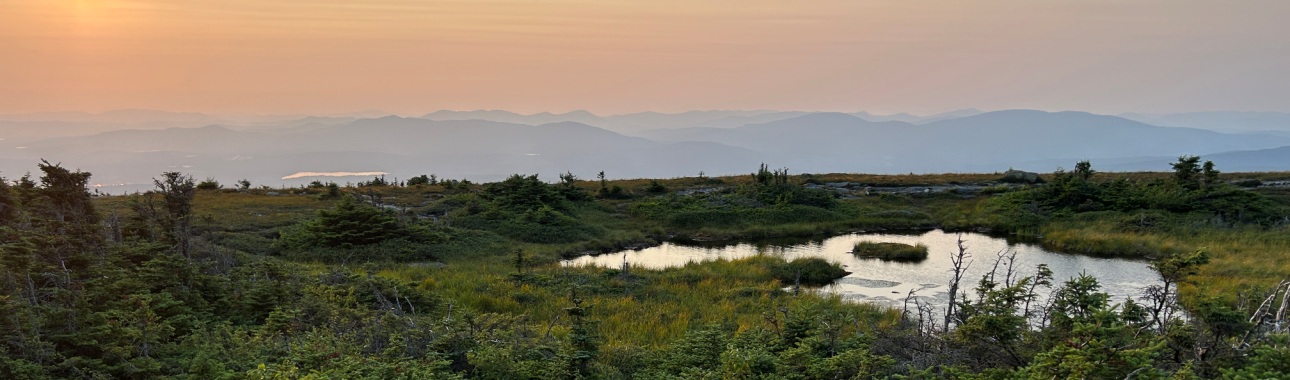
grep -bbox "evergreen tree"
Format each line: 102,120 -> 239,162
407,174 -> 431,186
1202,160 -> 1220,188
303,196 -> 404,248
565,290 -> 599,377
154,172 -> 196,255
1172,155 -> 1203,189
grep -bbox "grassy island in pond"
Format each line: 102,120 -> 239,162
770,257 -> 851,286
852,241 -> 930,261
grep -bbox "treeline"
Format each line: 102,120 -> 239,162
628,164 -> 843,233
983,157 -> 1289,234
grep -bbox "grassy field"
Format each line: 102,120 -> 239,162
59,168 -> 1290,377
90,170 -> 1290,321
91,182 -> 904,350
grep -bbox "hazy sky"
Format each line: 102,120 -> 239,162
2,0 -> 1287,115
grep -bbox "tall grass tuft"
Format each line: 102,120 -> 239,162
852,242 -> 929,261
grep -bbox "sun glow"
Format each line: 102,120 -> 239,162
55,0 -> 119,35
73,0 -> 102,19
2,1 -> 1288,115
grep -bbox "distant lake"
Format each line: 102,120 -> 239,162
564,230 -> 1160,310
281,171 -> 388,180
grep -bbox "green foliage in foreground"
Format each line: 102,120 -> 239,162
1222,334 -> 1290,379
852,241 -> 930,261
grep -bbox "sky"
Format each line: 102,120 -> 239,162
2,0 -> 1288,116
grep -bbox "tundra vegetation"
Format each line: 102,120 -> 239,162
852,242 -> 930,262
1,158 -> 1289,378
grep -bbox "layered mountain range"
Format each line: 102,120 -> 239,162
3,109 -> 1289,193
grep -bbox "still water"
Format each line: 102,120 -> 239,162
564,230 -> 1160,309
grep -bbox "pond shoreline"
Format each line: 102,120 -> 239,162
565,229 -> 1163,311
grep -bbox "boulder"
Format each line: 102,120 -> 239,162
1000,169 -> 1043,184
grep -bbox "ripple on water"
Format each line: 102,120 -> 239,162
835,278 -> 902,288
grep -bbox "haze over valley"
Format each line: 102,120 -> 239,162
4,108 -> 1290,192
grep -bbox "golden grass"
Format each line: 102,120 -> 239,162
386,255 -> 901,348
1041,221 -> 1290,303
94,190 -> 333,231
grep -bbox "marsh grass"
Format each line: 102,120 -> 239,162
852,242 -> 930,261
382,254 -> 898,348
1040,218 -> 1290,302
87,170 -> 1290,349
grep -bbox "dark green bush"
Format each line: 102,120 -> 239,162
645,180 -> 668,194
275,196 -> 452,261
407,174 -> 431,186
484,174 -> 570,212
196,178 -> 221,190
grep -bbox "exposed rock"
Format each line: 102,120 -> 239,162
999,169 -> 1043,184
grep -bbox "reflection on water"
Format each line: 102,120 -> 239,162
281,171 -> 389,180
563,230 -> 1160,309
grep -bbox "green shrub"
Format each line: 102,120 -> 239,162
196,178 -> 222,190
452,205 -> 604,244
274,196 -> 451,261
294,196 -> 407,248
639,180 -> 664,195
484,174 -> 570,212
407,174 -> 431,186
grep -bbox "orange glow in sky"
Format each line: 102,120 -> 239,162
1,0 -> 1287,115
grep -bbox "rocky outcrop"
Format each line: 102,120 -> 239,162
1000,169 -> 1043,184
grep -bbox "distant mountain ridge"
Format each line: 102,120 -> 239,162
3,108 -> 1290,193
2,117 -> 762,190
1120,111 -> 1290,134
420,109 -> 978,134
638,110 -> 1290,174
